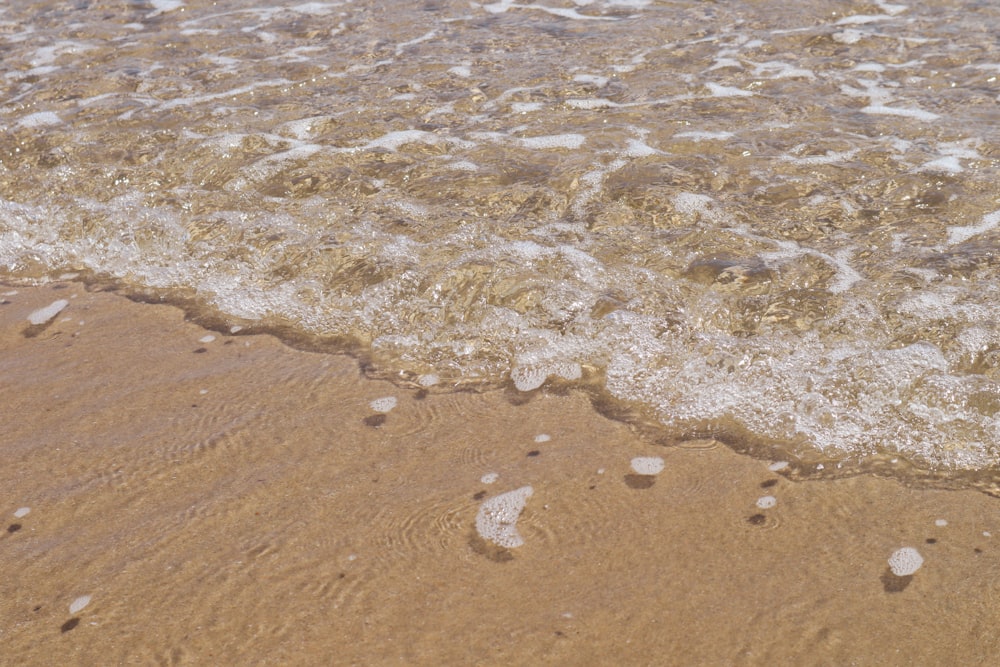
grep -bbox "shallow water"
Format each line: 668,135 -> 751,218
2,0 -> 999,475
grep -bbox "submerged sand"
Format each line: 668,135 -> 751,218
2,281 -> 999,665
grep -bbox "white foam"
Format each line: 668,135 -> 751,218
417,374 -> 439,387
875,1 -> 908,15
511,366 -> 548,392
935,519 -> 947,527
518,134 -> 586,150
511,361 -> 581,391
345,130 -> 473,153
945,209 -> 1000,246
674,131 -> 733,142
573,74 -> 609,87
768,461 -> 789,472
706,83 -> 753,97
27,299 -> 68,325
148,0 -> 185,16
291,3 -> 340,16
199,334 -> 216,343
534,434 -> 551,443
480,472 -> 499,484
887,547 -> 923,576
17,111 -> 61,128
836,14 -> 891,25
14,507 -> 30,518
448,65 -> 471,78
483,1 -> 617,21
566,98 -> 619,109
510,102 -> 543,113
475,486 -> 533,548
630,456 -> 664,475
861,105 -> 939,121
832,30 -> 864,45
369,396 -> 397,413
756,495 -> 777,509
919,156 -> 963,174
69,595 -> 91,614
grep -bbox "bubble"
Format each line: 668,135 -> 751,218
510,367 -> 547,392
69,595 -> 91,614
935,519 -> 948,527
27,299 -> 68,325
417,374 -> 439,387
756,495 -> 777,509
13,507 -> 30,518
768,461 -> 789,472
369,396 -> 397,413
630,457 -> 664,476
199,334 -> 216,343
480,472 -> 499,484
888,547 -> 924,576
475,486 -> 533,549
534,434 -> 551,443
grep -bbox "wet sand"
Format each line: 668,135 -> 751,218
3,280 -> 1000,665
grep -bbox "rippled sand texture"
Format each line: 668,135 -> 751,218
3,282 -> 1000,664
2,0 -> 999,473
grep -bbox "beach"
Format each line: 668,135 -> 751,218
3,280 -> 1000,665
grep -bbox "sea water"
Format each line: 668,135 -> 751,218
1,0 -> 998,479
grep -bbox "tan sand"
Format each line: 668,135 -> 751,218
2,280 -> 999,665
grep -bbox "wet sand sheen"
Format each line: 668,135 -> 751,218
2,281 -> 1000,665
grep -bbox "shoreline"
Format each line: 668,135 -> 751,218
3,280 -> 1000,664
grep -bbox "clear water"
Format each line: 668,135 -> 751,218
2,0 -> 999,477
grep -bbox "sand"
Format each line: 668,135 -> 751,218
3,280 -> 1000,665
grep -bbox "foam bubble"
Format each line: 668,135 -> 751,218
148,0 -> 185,16
475,486 -> 533,548
369,396 -> 397,413
887,547 -> 923,576
418,374 -> 439,387
534,434 -> 551,443
199,334 -> 216,343
861,105 -> 939,121
706,83 -> 753,97
946,209 -> 1000,246
511,366 -> 547,392
14,507 -> 30,518
17,111 -> 62,128
674,130 -> 734,142
935,519 -> 948,527
27,299 -> 68,325
630,456 -> 664,475
768,461 -> 789,472
756,495 -> 777,509
517,134 -> 586,150
480,472 -> 499,484
69,595 -> 91,614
